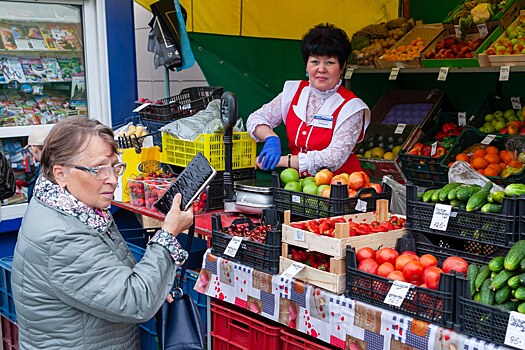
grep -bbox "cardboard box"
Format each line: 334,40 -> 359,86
478,12 -> 525,66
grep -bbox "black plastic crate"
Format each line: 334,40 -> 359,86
467,94 -> 524,131
406,183 -> 519,248
272,173 -> 391,220
135,86 -> 223,122
211,209 -> 281,274
345,236 -> 456,327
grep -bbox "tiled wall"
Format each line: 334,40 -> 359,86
133,2 -> 208,100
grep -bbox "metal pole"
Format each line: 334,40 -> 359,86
164,67 -> 170,97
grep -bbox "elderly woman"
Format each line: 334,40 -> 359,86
12,117 -> 193,349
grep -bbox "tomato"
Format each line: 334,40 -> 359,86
386,270 -> 407,282
375,247 -> 399,265
356,247 -> 376,263
402,261 -> 424,282
358,258 -> 379,274
377,262 -> 395,278
419,254 -> 438,269
442,256 -> 468,275
423,266 -> 442,290
395,254 -> 417,271
401,251 -> 419,260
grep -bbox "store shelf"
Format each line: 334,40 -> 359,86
0,124 -> 54,138
348,66 -> 525,74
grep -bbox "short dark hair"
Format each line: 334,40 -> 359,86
41,117 -> 117,183
301,23 -> 351,67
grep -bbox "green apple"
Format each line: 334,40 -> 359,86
284,181 -> 302,192
484,113 -> 494,122
280,168 -> 299,185
302,183 -> 318,195
495,120 -> 507,131
494,110 -> 504,119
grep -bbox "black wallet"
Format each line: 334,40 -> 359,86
154,153 -> 217,214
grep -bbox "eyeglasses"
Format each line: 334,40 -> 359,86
67,162 -> 126,180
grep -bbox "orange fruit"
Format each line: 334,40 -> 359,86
471,157 -> 489,170
487,163 -> 502,174
484,153 -> 500,164
484,167 -> 499,177
509,161 -> 523,169
477,169 -> 485,175
500,150 -> 514,164
455,153 -> 470,162
500,162 -> 507,170
472,149 -> 487,158
448,161 -> 454,167
485,146 -> 499,154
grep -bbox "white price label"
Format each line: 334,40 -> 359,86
458,112 -> 467,127
431,142 -> 438,156
512,97 -> 522,110
291,195 -> 301,203
454,25 -> 462,38
500,66 -> 510,81
293,228 -> 305,242
344,67 -> 354,80
133,102 -> 151,112
477,23 -> 489,37
356,199 -> 367,212
430,203 -> 452,231
438,67 -> 449,81
384,280 -> 411,307
481,134 -> 496,145
395,123 -> 406,134
224,236 -> 243,257
505,311 -> 525,348
281,262 -> 305,280
389,67 -> 400,80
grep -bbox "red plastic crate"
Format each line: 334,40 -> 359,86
281,328 -> 340,350
1,315 -> 18,350
211,301 -> 282,350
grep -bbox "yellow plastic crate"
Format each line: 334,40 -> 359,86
161,132 -> 256,171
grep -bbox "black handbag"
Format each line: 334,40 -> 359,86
0,151 -> 15,200
155,221 -> 205,350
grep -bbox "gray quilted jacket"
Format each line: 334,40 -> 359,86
12,198 -> 178,349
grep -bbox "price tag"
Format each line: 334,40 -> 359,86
394,123 -> 406,134
454,25 -> 462,38
389,67 -> 400,80
292,195 -> 301,203
281,261 -> 305,280
477,23 -> 489,37
133,102 -> 151,112
437,67 -> 449,81
431,141 -> 438,156
500,66 -> 510,81
430,203 -> 452,231
384,280 -> 411,307
356,199 -> 367,212
481,134 -> 496,145
505,311 -> 525,348
344,67 -> 354,80
512,97 -> 522,110
458,112 -> 467,127
224,236 -> 243,257
293,228 -> 305,242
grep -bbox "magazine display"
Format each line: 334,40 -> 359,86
0,57 -> 26,83
43,24 -> 82,50
20,58 -> 46,83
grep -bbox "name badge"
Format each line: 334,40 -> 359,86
312,115 -> 334,129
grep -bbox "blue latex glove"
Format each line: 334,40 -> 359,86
258,136 -> 281,170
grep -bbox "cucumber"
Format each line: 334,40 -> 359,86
475,265 -> 491,291
495,285 -> 512,304
468,264 -> 479,296
518,302 -> 525,314
505,184 -> 525,197
492,191 -> 506,204
491,271 -> 498,279
488,256 -> 505,272
473,292 -> 481,302
466,181 -> 493,212
431,189 -> 442,203
519,273 -> 525,286
439,183 -> 463,202
480,203 -> 502,213
448,185 -> 466,201
504,240 -> 525,271
422,189 -> 437,202
480,278 -> 495,305
449,199 -> 463,208
491,269 -> 518,291
520,258 -> 525,272
456,184 -> 482,201
497,300 -> 520,312
487,193 -> 494,203
508,275 -> 522,289
515,286 -> 525,301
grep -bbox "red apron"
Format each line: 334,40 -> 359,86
285,81 -> 363,176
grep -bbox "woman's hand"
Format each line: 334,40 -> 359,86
161,193 -> 194,238
258,136 -> 281,170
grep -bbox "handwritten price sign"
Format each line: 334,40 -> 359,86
384,280 -> 411,307
430,203 -> 452,231
224,236 -> 243,257
281,262 -> 305,280
505,311 -> 525,348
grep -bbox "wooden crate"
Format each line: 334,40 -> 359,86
374,23 -> 445,69
281,210 -> 407,259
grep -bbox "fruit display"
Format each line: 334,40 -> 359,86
221,221 -> 274,243
290,249 -> 331,271
380,37 -> 427,61
474,107 -> 525,134
445,0 -> 512,32
128,171 -> 175,207
486,20 -> 525,56
424,36 -> 484,59
143,181 -> 170,210
407,121 -> 464,156
355,133 -> 406,160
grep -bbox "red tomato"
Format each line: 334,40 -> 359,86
377,262 -> 395,278
401,251 -> 419,260
386,270 -> 407,282
402,261 -> 424,282
419,254 -> 438,269
356,247 -> 376,263
442,256 -> 468,275
395,254 -> 417,271
358,258 -> 379,274
375,247 -> 399,265
423,266 -> 442,290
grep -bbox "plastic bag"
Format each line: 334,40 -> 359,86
503,136 -> 525,176
382,175 -> 406,215
448,161 -> 504,193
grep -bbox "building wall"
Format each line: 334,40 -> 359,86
133,2 -> 208,100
